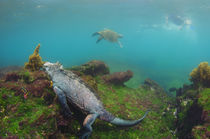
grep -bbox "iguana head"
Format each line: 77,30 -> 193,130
42,62 -> 63,76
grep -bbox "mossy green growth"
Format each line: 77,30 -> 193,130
69,60 -> 109,76
192,125 -> 209,139
0,88 -> 58,137
175,86 -> 210,138
87,78 -> 176,138
185,89 -> 198,99
198,88 -> 210,111
0,72 -> 177,138
19,70 -> 34,83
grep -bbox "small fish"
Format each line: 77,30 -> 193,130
21,87 -> 29,99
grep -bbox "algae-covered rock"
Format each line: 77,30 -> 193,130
81,75 -> 98,91
0,66 -> 22,79
190,62 -> 210,88
5,72 -> 21,82
0,88 -> 59,138
0,68 -> 82,138
102,70 -> 133,86
175,62 -> 210,138
70,60 -> 109,76
0,60 -> 179,138
0,69 -> 59,138
92,78 -> 176,138
141,78 -> 166,95
175,84 -> 210,138
176,98 -> 203,138
24,44 -> 44,71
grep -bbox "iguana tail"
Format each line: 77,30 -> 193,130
109,110 -> 150,127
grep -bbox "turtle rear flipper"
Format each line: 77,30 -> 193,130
118,41 -> 123,48
118,34 -> 123,38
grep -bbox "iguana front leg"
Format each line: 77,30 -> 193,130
78,113 -> 99,139
53,86 -> 72,118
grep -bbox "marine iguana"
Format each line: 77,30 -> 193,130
43,62 -> 149,139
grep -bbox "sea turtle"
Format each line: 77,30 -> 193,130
92,28 -> 123,48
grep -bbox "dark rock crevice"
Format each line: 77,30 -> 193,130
176,100 -> 203,139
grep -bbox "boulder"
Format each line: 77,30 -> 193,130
70,60 -> 109,76
141,78 -> 166,94
5,72 -> 21,82
0,66 -> 22,79
102,70 -> 133,86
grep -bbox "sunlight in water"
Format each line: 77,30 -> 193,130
0,0 -> 210,89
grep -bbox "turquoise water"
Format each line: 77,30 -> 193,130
1,0 -> 210,89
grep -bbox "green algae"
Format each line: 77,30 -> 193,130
0,88 -> 58,137
89,78 -> 176,138
0,72 -> 176,138
2,61 -> 210,138
18,70 -> 34,84
198,88 -> 210,111
175,85 -> 210,138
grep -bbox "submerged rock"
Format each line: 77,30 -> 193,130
3,60 -> 209,138
169,87 -> 177,92
0,70 -> 58,138
70,60 -> 109,76
5,72 -> 21,82
0,66 -> 22,79
102,70 -> 133,86
0,60 -> 178,138
175,63 -> 210,138
141,78 -> 166,94
175,85 -> 210,138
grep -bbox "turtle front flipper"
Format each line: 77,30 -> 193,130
92,32 -> 100,36
96,36 -> 103,43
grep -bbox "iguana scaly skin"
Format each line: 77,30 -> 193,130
43,62 -> 149,139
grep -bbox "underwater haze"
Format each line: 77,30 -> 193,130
1,0 -> 210,89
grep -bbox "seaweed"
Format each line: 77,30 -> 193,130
190,62 -> 210,88
24,44 -> 44,71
